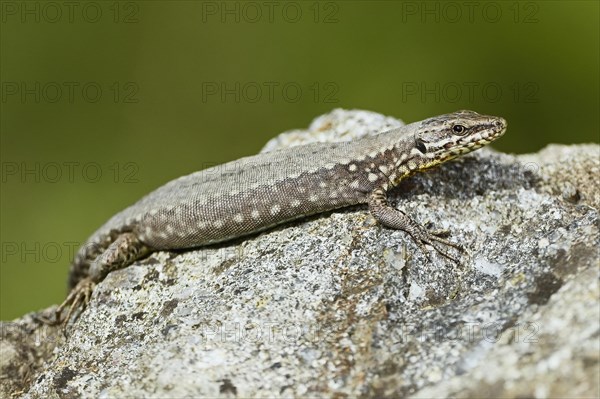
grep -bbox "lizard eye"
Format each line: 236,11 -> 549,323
452,125 -> 467,135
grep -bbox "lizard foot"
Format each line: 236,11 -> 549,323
368,189 -> 465,264
54,277 -> 96,327
403,222 -> 463,263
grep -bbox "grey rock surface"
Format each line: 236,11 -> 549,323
3,110 -> 599,398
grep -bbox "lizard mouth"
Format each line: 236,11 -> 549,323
464,117 -> 507,147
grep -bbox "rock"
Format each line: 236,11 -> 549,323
3,110 -> 598,398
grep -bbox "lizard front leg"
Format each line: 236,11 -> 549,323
55,232 -> 152,326
368,188 -> 463,262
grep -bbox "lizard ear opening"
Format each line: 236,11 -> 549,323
415,138 -> 427,154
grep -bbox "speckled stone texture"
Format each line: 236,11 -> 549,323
2,110 -> 598,399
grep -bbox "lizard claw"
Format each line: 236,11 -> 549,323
53,277 -> 96,329
411,226 -> 464,264
428,228 -> 450,238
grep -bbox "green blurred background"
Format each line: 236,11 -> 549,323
1,1 -> 598,320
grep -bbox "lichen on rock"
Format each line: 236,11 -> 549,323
2,110 -> 598,399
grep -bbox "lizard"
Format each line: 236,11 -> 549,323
54,110 -> 507,325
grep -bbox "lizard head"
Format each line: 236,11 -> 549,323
414,110 -> 507,166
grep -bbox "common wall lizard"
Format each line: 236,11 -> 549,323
55,110 -> 507,324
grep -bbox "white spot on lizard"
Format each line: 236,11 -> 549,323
270,205 -> 281,215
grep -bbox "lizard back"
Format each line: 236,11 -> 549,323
70,124 -> 417,278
